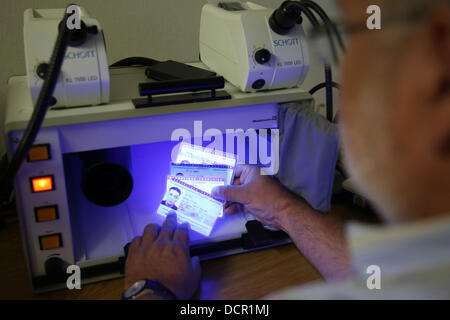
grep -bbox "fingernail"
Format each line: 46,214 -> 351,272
167,212 -> 177,219
181,222 -> 190,229
211,186 -> 220,196
191,256 -> 200,263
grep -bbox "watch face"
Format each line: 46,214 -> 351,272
124,280 -> 146,299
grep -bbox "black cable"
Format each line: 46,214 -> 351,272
284,1 -> 320,27
303,4 -> 338,64
309,81 -> 340,95
293,1 -> 336,121
110,56 -> 160,68
0,8 -> 73,203
324,64 -> 333,122
283,1 -> 339,64
302,0 -> 345,51
280,1 -> 338,122
287,1 -> 336,122
287,1 -> 337,62
309,72 -> 339,124
309,77 -> 340,123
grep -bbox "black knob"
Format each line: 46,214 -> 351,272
269,4 -> 302,35
45,257 -> 67,281
63,21 -> 97,47
252,79 -> 266,90
50,97 -> 58,106
82,162 -> 134,207
86,25 -> 98,35
36,63 -> 49,79
254,49 -> 271,64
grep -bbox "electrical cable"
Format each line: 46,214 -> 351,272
301,0 -> 345,122
309,75 -> 340,122
278,1 -> 340,122
309,81 -> 340,95
302,0 -> 345,51
324,64 -> 333,122
309,78 -> 340,123
0,8 -> 74,205
110,56 -> 160,68
284,1 -> 320,27
299,1 -> 343,122
281,1 -> 338,64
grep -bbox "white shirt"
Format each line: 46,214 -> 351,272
266,214 -> 450,299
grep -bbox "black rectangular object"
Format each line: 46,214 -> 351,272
145,60 -> 217,81
138,76 -> 225,96
133,90 -> 231,108
242,220 -> 273,249
134,76 -> 230,108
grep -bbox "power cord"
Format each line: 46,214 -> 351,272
0,7 -> 76,207
269,0 -> 346,122
110,56 -> 160,68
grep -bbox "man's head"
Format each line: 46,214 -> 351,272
338,0 -> 450,222
166,187 -> 181,206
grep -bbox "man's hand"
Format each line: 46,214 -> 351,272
124,214 -> 201,300
212,165 -> 309,230
212,165 -> 351,280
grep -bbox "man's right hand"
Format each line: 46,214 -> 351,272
213,165 -> 351,281
212,165 -> 310,230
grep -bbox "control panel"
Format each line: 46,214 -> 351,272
10,128 -> 75,280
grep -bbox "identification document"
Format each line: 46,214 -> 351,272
174,142 -> 237,184
170,163 -> 230,183
157,176 -> 223,236
173,175 -> 225,195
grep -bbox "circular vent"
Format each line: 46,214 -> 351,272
82,162 -> 133,207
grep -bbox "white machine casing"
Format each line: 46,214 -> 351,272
199,2 -> 310,92
24,7 -> 110,108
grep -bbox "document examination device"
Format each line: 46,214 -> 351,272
2,1 -> 342,292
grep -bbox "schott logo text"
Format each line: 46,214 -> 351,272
64,50 -> 96,60
273,38 -> 300,47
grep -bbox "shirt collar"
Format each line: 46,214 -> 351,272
346,213 -> 450,277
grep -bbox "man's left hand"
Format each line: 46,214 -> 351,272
124,214 -> 201,299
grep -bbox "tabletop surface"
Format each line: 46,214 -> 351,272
0,202 -> 378,300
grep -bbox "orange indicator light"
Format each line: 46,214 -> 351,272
31,176 -> 54,193
27,144 -> 50,162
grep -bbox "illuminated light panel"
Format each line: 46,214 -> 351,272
30,176 -> 54,193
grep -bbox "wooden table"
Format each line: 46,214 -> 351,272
0,202 -> 378,300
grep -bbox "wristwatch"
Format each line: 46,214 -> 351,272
122,279 -> 177,300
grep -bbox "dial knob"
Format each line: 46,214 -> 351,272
45,257 -> 67,280
252,79 -> 266,90
36,63 -> 49,79
254,49 -> 271,64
